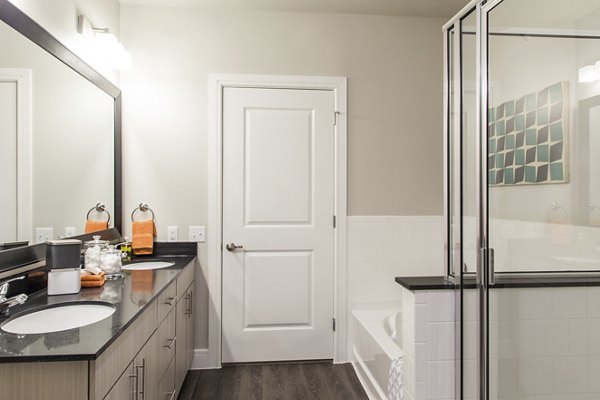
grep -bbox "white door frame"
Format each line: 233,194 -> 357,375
0,68 -> 32,242
208,74 -> 347,368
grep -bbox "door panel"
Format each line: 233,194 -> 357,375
243,251 -> 313,328
244,108 -> 313,225
222,87 -> 335,363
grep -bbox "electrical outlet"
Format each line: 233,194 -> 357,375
189,226 -> 205,242
64,227 -> 76,238
35,227 -> 54,244
167,226 -> 178,242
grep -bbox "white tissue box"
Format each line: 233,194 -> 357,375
47,268 -> 81,295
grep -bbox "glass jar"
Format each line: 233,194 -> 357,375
84,235 -> 109,272
100,245 -> 122,279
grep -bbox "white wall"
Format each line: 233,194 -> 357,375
120,5 -> 446,349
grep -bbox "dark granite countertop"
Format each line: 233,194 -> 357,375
396,274 -> 600,290
0,255 -> 195,363
395,276 -> 457,290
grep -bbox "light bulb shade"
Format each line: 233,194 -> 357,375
113,49 -> 132,71
94,33 -> 132,70
78,15 -> 132,71
95,32 -> 118,48
579,64 -> 599,83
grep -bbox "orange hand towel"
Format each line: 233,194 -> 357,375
81,271 -> 106,288
85,219 -> 108,234
132,220 -> 157,255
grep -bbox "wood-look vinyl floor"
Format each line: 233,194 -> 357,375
177,361 -> 369,400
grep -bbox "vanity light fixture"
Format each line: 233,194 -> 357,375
77,15 -> 132,70
579,63 -> 600,83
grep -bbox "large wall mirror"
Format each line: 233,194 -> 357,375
0,0 -> 121,255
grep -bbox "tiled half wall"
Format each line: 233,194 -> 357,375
463,286 -> 600,400
347,216 -> 445,306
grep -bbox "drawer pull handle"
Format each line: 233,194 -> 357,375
135,360 -> 145,398
165,297 -> 176,306
129,373 -> 138,400
165,336 -> 176,349
185,291 -> 193,316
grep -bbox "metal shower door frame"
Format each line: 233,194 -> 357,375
443,0 -> 503,398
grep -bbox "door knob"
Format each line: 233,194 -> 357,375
225,243 -> 244,252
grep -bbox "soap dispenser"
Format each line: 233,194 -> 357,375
46,239 -> 82,295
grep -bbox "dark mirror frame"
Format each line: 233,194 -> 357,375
0,0 -> 122,272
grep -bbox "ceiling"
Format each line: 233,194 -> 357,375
118,0 -> 469,18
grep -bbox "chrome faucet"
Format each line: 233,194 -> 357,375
0,276 -> 28,315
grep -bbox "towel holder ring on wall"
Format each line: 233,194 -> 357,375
545,202 -> 568,222
131,203 -> 155,222
86,203 -> 111,224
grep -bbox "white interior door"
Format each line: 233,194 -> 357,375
222,86 -> 335,363
0,81 -> 18,242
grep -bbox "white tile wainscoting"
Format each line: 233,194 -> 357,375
347,216 -> 449,399
463,286 -> 600,400
347,216 -> 445,306
401,287 -> 456,400
463,216 -> 600,274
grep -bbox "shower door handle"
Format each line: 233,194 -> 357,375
481,247 -> 495,286
489,248 -> 495,285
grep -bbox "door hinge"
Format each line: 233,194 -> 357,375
333,215 -> 336,228
333,318 -> 336,331
334,111 -> 339,126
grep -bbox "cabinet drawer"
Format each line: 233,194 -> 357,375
91,301 -> 157,400
157,308 -> 176,378
157,280 -> 177,324
157,358 -> 176,400
176,263 -> 194,300
103,361 -> 135,400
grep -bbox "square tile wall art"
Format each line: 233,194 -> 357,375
488,81 -> 569,186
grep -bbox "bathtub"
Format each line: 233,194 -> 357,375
352,309 -> 403,400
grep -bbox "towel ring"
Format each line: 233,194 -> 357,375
550,202 -> 568,217
546,202 -> 568,222
86,203 -> 111,224
131,203 -> 155,222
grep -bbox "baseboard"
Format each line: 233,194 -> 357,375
191,348 -> 215,369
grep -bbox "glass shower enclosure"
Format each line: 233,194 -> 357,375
445,1 -> 600,399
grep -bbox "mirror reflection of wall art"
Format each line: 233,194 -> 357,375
488,81 -> 569,186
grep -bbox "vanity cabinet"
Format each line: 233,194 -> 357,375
101,264 -> 195,400
103,331 -> 158,400
0,260 -> 196,400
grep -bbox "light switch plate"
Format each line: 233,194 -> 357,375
64,227 -> 76,238
35,227 -> 54,244
167,226 -> 178,242
189,226 -> 205,242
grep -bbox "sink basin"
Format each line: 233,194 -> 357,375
122,261 -> 175,271
1,302 -> 115,335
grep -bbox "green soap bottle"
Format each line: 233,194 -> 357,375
121,237 -> 132,261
